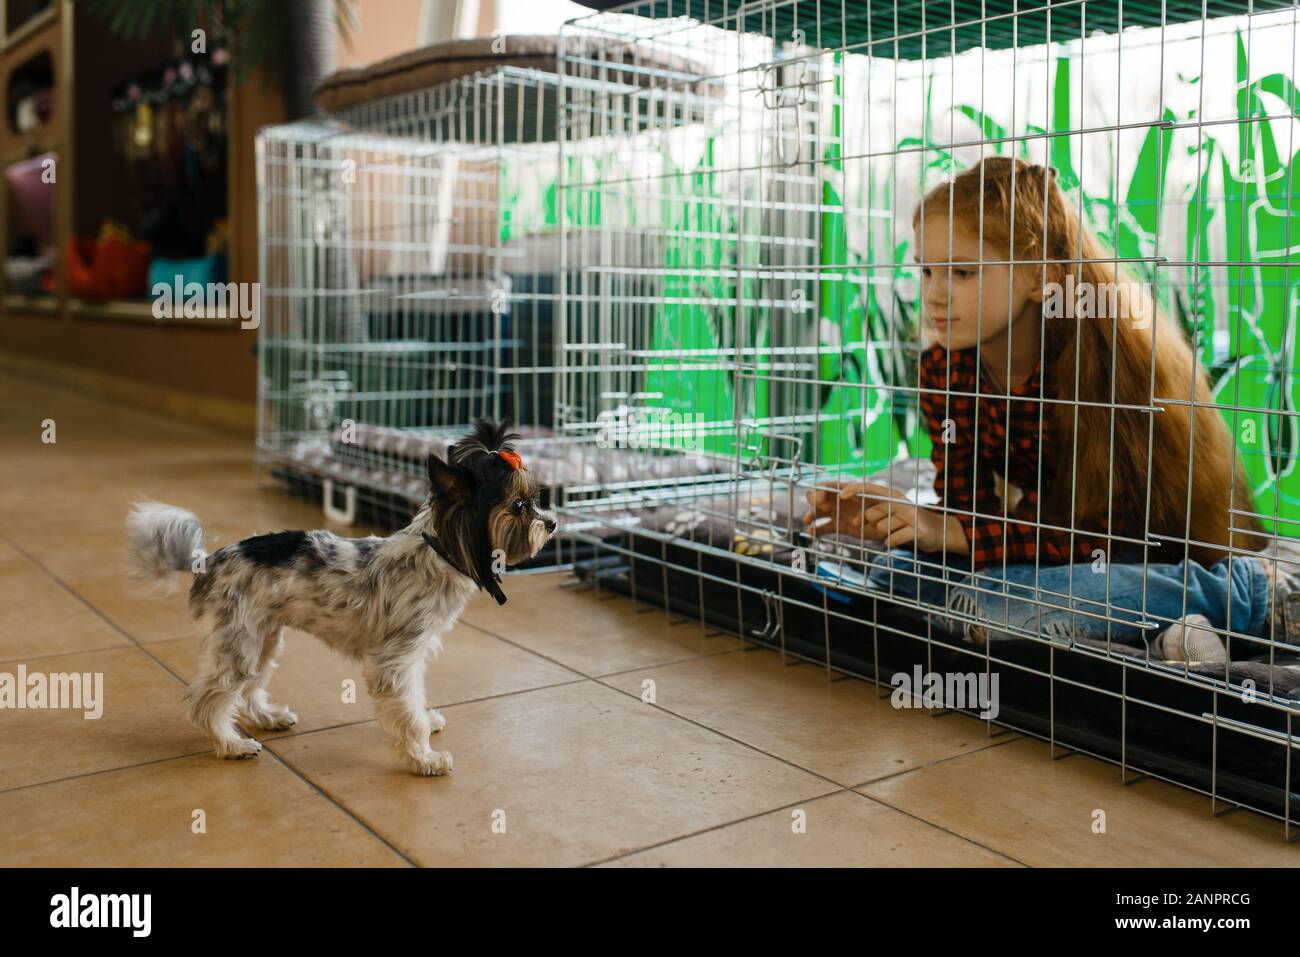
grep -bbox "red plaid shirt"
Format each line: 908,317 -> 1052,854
919,342 -> 1108,568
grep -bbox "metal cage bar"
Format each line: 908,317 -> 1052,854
255,67 -> 567,530
555,0 -> 1300,836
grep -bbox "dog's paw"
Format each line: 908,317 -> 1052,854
264,708 -> 299,731
217,738 -> 262,760
243,708 -> 298,731
411,749 -> 453,776
428,709 -> 446,733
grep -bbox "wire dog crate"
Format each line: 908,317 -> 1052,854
257,58 -> 604,530
556,1 -> 1300,836
257,40 -> 734,534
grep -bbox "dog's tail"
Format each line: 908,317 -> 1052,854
126,501 -> 206,592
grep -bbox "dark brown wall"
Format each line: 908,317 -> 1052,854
71,7 -> 174,238
1,0 -> 482,411
0,310 -> 257,399
0,5 -> 285,407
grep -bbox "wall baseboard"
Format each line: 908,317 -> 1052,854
0,350 -> 256,436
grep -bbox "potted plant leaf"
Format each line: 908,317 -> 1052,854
77,0 -> 358,119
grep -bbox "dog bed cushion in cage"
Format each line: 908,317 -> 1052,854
315,33 -> 720,114
274,421 -> 732,508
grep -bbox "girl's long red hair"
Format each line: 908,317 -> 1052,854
917,157 -> 1264,565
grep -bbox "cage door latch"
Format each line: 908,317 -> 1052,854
758,59 -> 810,168
322,478 -> 358,526
750,590 -> 781,641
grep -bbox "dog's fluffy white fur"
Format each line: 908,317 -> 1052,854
126,423 -> 554,775
125,501 -> 206,593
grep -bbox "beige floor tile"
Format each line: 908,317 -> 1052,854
271,680 -> 837,866
602,648 -> 1008,786
859,737 -> 1300,866
8,369 -> 1296,867
71,572 -> 199,644
463,572 -> 746,676
150,622 -> 580,737
3,528 -> 129,585
0,646 -> 203,790
0,542 -> 129,661
2,502 -> 261,583
0,753 -> 406,866
605,790 -> 1019,867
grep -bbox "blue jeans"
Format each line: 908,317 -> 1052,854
863,547 -> 1271,645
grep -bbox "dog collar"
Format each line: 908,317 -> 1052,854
421,531 -> 469,577
420,532 -> 507,605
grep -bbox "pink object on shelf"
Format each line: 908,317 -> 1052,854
5,152 -> 55,245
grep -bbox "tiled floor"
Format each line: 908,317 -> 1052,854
1,370 -> 1297,866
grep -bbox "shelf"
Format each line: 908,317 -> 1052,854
2,3 -> 56,53
1,132 -> 56,164
1,21 -> 59,161
68,297 -> 244,327
2,291 -> 57,313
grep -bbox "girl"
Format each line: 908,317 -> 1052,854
806,156 -> 1300,662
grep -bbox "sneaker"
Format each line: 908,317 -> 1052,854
1157,614 -> 1226,664
1255,537 -> 1300,646
940,587 -> 990,646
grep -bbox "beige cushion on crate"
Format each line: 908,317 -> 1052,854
316,33 -> 718,113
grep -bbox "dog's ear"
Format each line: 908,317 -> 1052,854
427,454 -> 473,503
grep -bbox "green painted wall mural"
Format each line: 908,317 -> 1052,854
820,18 -> 1300,534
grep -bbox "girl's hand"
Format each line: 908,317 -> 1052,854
804,481 -> 964,553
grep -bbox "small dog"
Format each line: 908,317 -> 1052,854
126,420 -> 556,775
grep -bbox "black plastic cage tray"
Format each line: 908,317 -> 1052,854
573,1 -> 1296,59
573,531 -> 1300,823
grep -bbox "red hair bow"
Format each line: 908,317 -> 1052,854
496,449 -> 526,471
